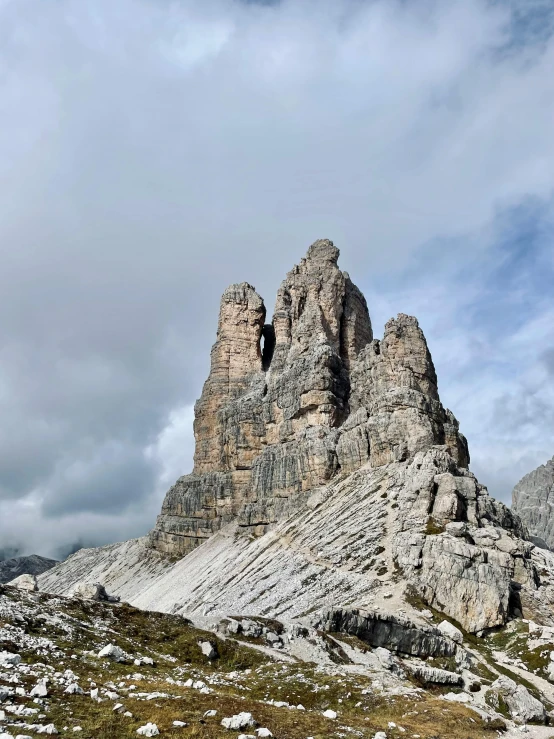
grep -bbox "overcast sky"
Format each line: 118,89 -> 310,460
0,0 -> 553,559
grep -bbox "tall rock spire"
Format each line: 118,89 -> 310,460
193,282 -> 266,475
150,239 -> 469,556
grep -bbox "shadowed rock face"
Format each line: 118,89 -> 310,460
512,457 -> 554,549
149,239 -> 469,556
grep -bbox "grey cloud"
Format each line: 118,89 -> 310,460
42,441 -> 157,517
0,0 -> 553,555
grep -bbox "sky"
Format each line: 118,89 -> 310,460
0,0 -> 553,559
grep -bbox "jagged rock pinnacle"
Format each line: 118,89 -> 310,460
150,241 -> 469,556
305,238 -> 340,263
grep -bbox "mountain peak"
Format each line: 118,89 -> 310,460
305,237 -> 340,263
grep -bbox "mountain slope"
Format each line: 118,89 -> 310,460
0,553 -> 57,584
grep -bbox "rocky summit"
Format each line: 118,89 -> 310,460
27,239 -> 554,737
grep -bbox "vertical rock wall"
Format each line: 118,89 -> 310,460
512,457 -> 554,549
149,240 -> 470,556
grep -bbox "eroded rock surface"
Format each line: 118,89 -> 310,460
512,456 -> 554,549
150,240 -> 467,557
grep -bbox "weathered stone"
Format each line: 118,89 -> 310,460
8,573 -> 38,592
97,644 -> 127,663
406,662 -> 462,685
512,457 -> 554,549
150,240 -> 373,555
136,723 -> 159,737
72,582 -> 119,602
349,315 -> 469,469
314,608 -> 458,658
374,646 -> 394,669
437,620 -> 463,644
0,651 -> 21,666
221,712 -> 256,730
390,448 -> 533,633
491,675 -> 545,724
199,641 -> 217,660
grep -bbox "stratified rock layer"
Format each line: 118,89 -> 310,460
150,240 -> 468,556
512,457 -> 554,549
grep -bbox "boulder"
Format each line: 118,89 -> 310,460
406,662 -> 462,685
72,582 -> 119,602
97,644 -> 127,663
437,620 -> 463,644
221,712 -> 256,730
8,573 -> 38,592
491,675 -> 546,724
30,681 -> 49,697
199,641 -> 217,660
0,651 -> 21,666
136,724 -> 159,737
374,647 -> 394,669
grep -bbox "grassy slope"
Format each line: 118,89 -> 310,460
0,586 -> 505,739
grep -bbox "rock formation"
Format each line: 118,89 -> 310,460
512,456 -> 554,549
149,239 -> 469,556
40,238 -> 551,638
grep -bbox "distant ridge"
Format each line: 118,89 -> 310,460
0,553 -> 58,584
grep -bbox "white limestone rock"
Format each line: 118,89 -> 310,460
406,662 -> 462,685
30,681 -> 48,698
72,582 -> 119,602
374,647 -> 394,669
199,641 -> 217,660
0,652 -> 21,666
437,620 -> 463,644
491,675 -> 546,724
97,644 -> 127,662
64,684 -> 84,695
221,712 -> 256,730
136,724 -> 159,737
7,574 -> 38,592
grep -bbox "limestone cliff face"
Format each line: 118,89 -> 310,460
512,457 -> 554,549
149,240 -> 469,556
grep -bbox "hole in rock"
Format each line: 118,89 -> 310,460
261,324 -> 275,371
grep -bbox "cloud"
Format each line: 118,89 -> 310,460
0,0 -> 553,555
